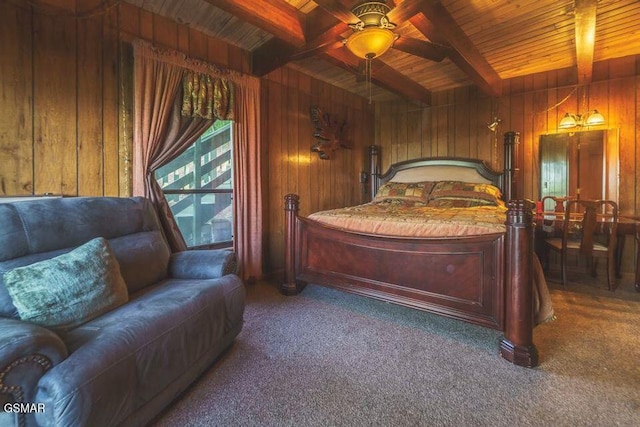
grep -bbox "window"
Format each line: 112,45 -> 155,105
156,121 -> 233,249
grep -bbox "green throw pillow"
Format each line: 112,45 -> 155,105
3,237 -> 129,330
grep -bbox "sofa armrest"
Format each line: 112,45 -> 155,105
168,249 -> 238,280
0,318 -> 68,424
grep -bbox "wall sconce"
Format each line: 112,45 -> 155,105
558,110 -> 605,129
487,117 -> 502,132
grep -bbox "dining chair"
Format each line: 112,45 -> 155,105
542,199 -> 618,290
539,196 -> 574,237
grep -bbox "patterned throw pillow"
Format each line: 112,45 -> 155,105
3,237 -> 129,331
429,181 -> 503,206
427,198 -> 495,208
373,181 -> 435,204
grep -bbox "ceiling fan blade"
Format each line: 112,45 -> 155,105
291,40 -> 345,61
392,36 -> 448,62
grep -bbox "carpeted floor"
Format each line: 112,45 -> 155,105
153,279 -> 640,427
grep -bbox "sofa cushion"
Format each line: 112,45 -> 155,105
35,275 -> 245,426
109,231 -> 171,294
3,237 -> 128,330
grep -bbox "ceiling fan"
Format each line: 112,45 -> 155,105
287,0 -> 449,101
292,1 -> 448,63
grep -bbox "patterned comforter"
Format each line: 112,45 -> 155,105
308,201 -> 508,237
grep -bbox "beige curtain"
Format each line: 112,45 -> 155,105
132,40 -> 263,281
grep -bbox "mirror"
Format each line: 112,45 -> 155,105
539,129 -> 619,209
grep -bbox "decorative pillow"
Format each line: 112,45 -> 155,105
373,181 -> 435,204
429,181 -> 503,206
3,237 -> 128,330
427,198 -> 497,208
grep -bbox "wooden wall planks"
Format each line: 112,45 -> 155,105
374,57 -> 639,215
0,2 -> 33,195
1,1 -> 639,278
0,0 -> 250,197
374,57 -> 640,273
262,67 -> 374,273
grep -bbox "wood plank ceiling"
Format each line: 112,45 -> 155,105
125,0 -> 640,104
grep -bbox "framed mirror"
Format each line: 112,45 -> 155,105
539,129 -> 619,209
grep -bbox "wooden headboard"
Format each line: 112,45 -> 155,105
368,131 -> 519,201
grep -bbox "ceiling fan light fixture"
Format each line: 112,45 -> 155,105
344,1 -> 397,59
345,27 -> 396,59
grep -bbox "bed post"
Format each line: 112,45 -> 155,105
282,194 -> 300,296
369,145 -> 381,200
503,131 -> 520,200
500,199 -> 539,367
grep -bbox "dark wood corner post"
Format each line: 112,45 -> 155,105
369,145 -> 381,200
500,199 -> 539,368
503,131 -> 520,201
282,194 -> 300,296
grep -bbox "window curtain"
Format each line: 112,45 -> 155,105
132,40 -> 262,281
233,83 -> 262,282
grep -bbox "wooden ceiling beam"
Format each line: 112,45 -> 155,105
251,5 -> 346,76
204,0 -> 306,47
312,0 -> 358,24
325,49 -> 432,106
574,0 -> 598,84
251,38 -> 298,76
407,4 -> 503,97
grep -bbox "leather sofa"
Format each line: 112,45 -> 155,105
0,197 -> 245,426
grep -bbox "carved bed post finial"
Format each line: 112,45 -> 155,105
503,131 -> 520,201
500,199 -> 539,368
282,194 -> 300,295
369,145 -> 381,200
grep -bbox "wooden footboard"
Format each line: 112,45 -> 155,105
282,195 -> 538,368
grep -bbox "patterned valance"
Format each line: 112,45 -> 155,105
181,71 -> 234,120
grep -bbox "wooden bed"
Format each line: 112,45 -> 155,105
281,132 -> 539,368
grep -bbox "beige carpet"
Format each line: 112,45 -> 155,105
153,279 -> 640,426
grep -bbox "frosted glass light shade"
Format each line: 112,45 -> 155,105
585,110 -> 605,126
345,27 -> 395,59
559,113 -> 577,129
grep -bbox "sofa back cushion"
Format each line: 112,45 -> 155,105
0,197 -> 171,318
109,231 -> 171,294
0,197 -> 162,261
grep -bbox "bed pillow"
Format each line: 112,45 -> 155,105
373,181 -> 435,204
428,181 -> 504,207
3,237 -> 128,331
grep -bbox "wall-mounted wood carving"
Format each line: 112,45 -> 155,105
310,106 -> 351,160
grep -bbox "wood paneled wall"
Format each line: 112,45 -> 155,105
262,67 -> 375,273
375,55 -> 640,273
0,0 -> 249,197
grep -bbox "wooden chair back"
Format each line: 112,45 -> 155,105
540,196 -> 574,235
562,199 -> 618,258
541,195 -> 573,214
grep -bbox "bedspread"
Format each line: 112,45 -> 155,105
308,201 -> 507,237
307,201 -> 555,325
